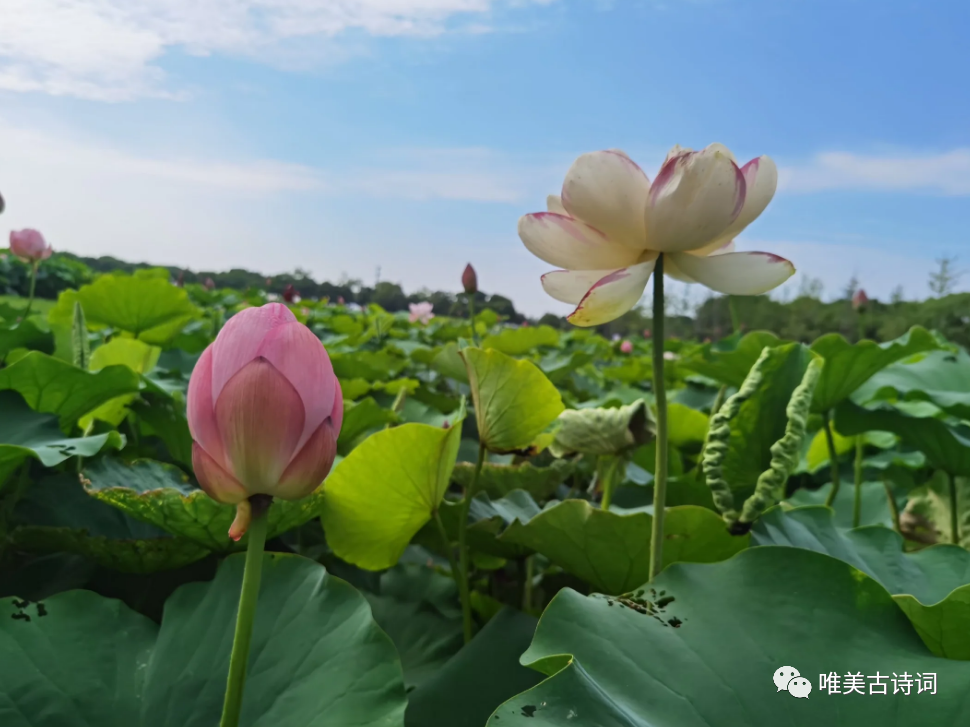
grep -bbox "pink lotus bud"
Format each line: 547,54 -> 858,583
204,277 -> 216,291
852,288 -> 869,311
620,340 -> 633,354
9,229 -> 52,263
337,296 -> 345,305
187,303 -> 343,540
643,329 -> 651,339
283,284 -> 297,303
462,263 -> 478,295
409,301 -> 434,324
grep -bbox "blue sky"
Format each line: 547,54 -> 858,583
1,0 -> 968,317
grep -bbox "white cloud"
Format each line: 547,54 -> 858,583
780,149 -> 970,196
0,0 -> 553,100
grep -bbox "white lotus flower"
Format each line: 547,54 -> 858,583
518,143 -> 795,326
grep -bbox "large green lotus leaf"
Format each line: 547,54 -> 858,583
810,326 -> 941,413
337,396 -> 398,454
131,391 -> 193,468
0,553 -> 408,726
0,590 -> 158,727
500,501 -> 748,595
81,338 -> 162,427
406,608 -> 542,727
856,348 -> 970,419
835,401 -> 970,476
418,489 -> 543,560
667,402 -> 709,448
330,349 -> 407,381
60,274 -> 200,344
365,564 -> 463,690
786,481 -> 900,529
0,351 -> 141,428
678,330 -> 784,387
461,347 -> 564,454
482,325 -> 559,355
430,343 -> 469,383
322,415 -> 464,570
489,547 -> 970,726
752,506 -> 970,604
144,553 -> 407,726
83,458 -> 332,552
0,391 -> 124,488
711,342 -> 816,502
11,471 -> 209,573
451,459 -> 575,501
895,585 -> 970,660
538,350 -> 594,384
548,400 -> 654,457
0,318 -> 54,356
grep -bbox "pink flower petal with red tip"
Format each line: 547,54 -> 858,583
667,251 -> 795,295
215,357 -> 305,492
192,442 -> 248,505
275,418 -> 339,500
186,346 -> 228,470
566,257 -> 658,327
518,213 -> 642,270
561,150 -> 651,249
646,143 -> 746,253
255,320 -> 337,453
210,303 -> 296,402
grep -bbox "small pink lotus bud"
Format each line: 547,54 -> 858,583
462,263 -> 478,295
522,321 -> 529,327
643,329 -> 651,339
187,303 -> 343,540
337,296 -> 345,305
852,288 -> 869,311
620,340 -> 633,354
409,301 -> 434,325
204,277 -> 215,291
9,229 -> 52,263
283,284 -> 297,303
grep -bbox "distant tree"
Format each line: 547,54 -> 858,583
890,285 -> 905,303
928,256 -> 964,297
797,275 -> 825,300
842,273 -> 860,301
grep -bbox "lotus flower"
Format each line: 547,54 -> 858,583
283,284 -> 297,303
852,288 -> 869,311
9,229 -> 52,262
620,340 -> 633,354
462,263 -> 478,295
204,277 -> 216,291
519,143 -> 795,326
409,301 -> 434,324
187,303 -> 342,540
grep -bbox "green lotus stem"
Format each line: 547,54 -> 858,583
728,295 -> 740,333
598,456 -> 622,511
432,509 -> 464,607
694,384 -> 728,483
852,436 -> 864,528
21,261 -> 39,323
949,471 -> 960,546
822,411 -> 842,507
522,555 -> 534,612
649,254 -> 669,581
883,480 -> 901,533
457,442 -> 485,643
467,293 -> 479,346
219,504 -> 269,727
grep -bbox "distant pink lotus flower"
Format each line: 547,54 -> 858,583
187,303 -> 342,540
643,329 -> 651,339
852,288 -> 869,311
283,284 -> 297,303
9,229 -> 52,263
204,277 -> 216,291
620,340 -> 633,354
409,301 -> 435,324
337,296 -> 345,305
